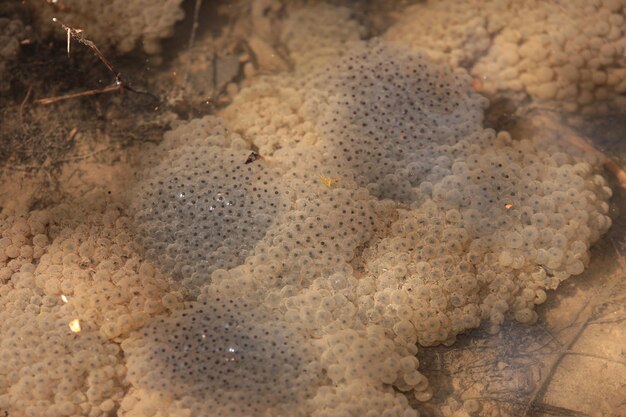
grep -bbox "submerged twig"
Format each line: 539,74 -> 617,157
36,84 -> 119,105
19,86 -> 33,132
53,18 -> 119,77
36,18 -> 159,106
604,159 -> 626,188
182,0 -> 204,88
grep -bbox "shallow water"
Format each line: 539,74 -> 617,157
1,1 -> 625,417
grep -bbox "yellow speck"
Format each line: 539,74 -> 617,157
320,175 -> 341,188
504,203 -> 513,210
61,294 -> 68,303
69,319 -> 81,333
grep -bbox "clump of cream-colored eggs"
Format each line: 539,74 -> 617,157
359,130 -> 612,346
386,0 -> 626,113
121,296 -> 322,417
0,201 -> 181,417
0,3 -> 615,417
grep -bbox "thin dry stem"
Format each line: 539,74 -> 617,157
53,18 -> 119,77
182,0 -> 204,87
36,84 -> 120,105
19,86 -> 33,132
37,19 -> 158,106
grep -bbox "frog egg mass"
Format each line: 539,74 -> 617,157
0,2 -> 619,417
122,297 -> 320,417
311,41 -> 488,203
132,121 -> 290,290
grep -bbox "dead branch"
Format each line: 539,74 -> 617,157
19,86 -> 33,132
182,0 -> 204,87
36,84 -> 119,105
53,18 -> 119,77
36,19 -> 159,106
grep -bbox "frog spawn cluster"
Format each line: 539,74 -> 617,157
221,29 -> 610,416
119,37 -> 613,417
133,136 -> 289,290
0,204 -> 183,417
124,112 -> 404,416
310,41 -> 488,203
359,132 -> 612,347
0,4 -> 616,417
122,297 -> 321,417
386,0 -> 626,113
131,116 -> 387,294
